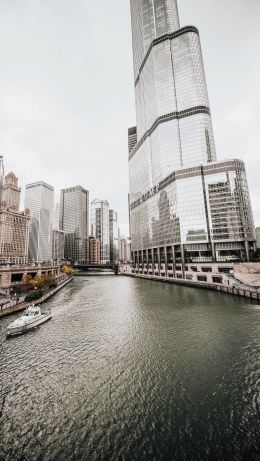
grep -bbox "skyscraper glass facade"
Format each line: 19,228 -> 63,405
59,186 -> 89,264
25,181 -> 54,262
91,200 -> 110,264
109,209 -> 119,264
128,0 -> 255,270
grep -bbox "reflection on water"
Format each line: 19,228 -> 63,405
0,276 -> 260,460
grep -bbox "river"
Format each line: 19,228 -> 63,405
0,275 -> 260,460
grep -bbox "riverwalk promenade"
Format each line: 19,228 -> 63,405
124,272 -> 260,302
0,276 -> 73,318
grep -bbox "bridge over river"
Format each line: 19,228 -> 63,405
73,263 -> 120,275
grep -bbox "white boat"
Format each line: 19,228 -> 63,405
7,305 -> 52,337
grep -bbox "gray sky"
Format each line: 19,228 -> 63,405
0,0 -> 259,235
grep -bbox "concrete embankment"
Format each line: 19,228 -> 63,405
0,276 -> 73,318
123,273 -> 260,302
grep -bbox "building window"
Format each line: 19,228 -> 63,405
218,267 -> 233,274
197,275 -> 207,282
213,276 -> 223,284
201,267 -> 212,273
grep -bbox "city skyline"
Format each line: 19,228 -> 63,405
0,0 -> 259,234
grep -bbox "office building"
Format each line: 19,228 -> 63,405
119,237 -> 131,264
128,0 -> 255,275
0,172 -> 30,264
59,186 -> 89,264
128,127 -> 137,154
91,200 -> 110,264
25,181 -> 54,262
109,209 -> 119,264
52,230 -> 65,261
89,236 -> 101,265
53,203 -> 60,230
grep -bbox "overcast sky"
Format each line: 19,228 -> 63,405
0,0 -> 259,235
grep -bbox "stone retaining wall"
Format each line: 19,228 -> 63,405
124,273 -> 260,302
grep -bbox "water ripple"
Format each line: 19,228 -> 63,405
0,276 -> 260,460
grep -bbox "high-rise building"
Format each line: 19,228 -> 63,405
119,237 -> 131,264
59,186 -> 89,264
91,200 -> 110,264
109,209 -> 119,264
256,228 -> 260,250
53,203 -> 60,230
25,181 -> 54,262
128,127 -> 137,154
52,229 -> 65,261
89,236 -> 101,265
128,0 -> 256,273
0,172 -> 30,265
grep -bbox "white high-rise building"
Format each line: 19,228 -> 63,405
53,202 -> 60,230
52,229 -> 65,261
25,181 -> 54,262
119,237 -> 131,264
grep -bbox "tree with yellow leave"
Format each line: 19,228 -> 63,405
61,265 -> 75,275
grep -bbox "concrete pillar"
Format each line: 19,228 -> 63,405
211,242 -> 216,262
164,246 -> 168,277
245,241 -> 250,262
181,245 -> 185,279
172,245 -> 176,278
152,248 -> 155,275
132,252 -> 135,272
157,248 -> 161,277
146,249 -> 149,273
141,250 -> 144,274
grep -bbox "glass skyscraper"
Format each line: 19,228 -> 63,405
91,200 -> 110,264
128,0 -> 256,274
109,209 -> 119,264
25,181 -> 54,262
59,186 -> 89,265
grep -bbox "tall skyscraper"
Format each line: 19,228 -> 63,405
52,229 -> 65,261
119,237 -> 131,264
25,181 -> 54,262
0,172 -> 30,265
128,0 -> 255,274
109,209 -> 119,264
53,202 -> 60,230
91,200 -> 110,264
59,186 -> 89,264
